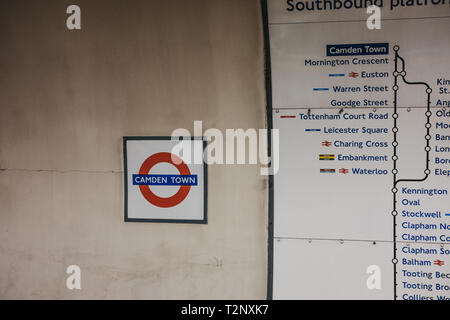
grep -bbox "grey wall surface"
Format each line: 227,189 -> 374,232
0,0 -> 267,299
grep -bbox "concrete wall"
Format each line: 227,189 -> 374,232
0,0 -> 267,299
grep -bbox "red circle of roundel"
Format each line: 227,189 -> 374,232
138,152 -> 191,208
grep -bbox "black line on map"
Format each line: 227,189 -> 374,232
391,45 -> 432,300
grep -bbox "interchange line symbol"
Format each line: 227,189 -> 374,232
391,45 -> 433,300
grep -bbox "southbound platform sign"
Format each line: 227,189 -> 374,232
123,136 -> 207,224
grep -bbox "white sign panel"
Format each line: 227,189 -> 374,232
266,0 -> 450,300
123,137 -> 207,223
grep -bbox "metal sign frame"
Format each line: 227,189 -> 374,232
123,136 -> 208,224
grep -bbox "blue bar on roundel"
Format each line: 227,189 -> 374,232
132,174 -> 198,186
